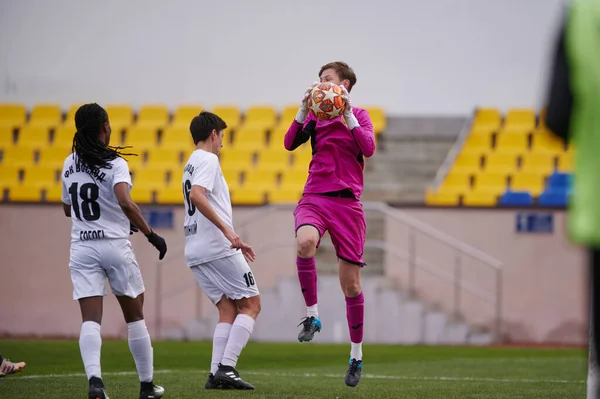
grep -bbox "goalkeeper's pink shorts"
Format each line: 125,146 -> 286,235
293,193 -> 366,267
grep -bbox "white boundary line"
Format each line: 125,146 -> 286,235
10,369 -> 584,384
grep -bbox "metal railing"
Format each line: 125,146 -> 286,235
154,201 -> 504,342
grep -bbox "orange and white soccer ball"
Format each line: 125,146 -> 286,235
307,82 -> 346,120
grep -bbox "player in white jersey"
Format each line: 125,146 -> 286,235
182,111 -> 261,390
61,103 -> 167,399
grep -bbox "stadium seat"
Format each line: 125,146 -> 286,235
105,105 -> 134,131
557,152 -> 573,172
463,134 -> 492,152
510,172 -> 546,196
123,126 -> 159,150
0,104 -> 27,128
364,106 -> 387,135
63,104 -> 82,128
221,165 -> 243,189
520,152 -> 556,174
161,126 -> 194,150
0,126 -> 14,149
472,108 -> 501,131
483,152 -> 519,172
121,152 -> 145,169
8,185 -> 41,202
531,129 -> 565,153
547,172 -> 571,191
29,104 -> 62,127
0,164 -> 22,187
292,146 -> 313,167
462,191 -> 498,206
146,148 -> 184,168
172,105 -> 203,128
131,167 -> 169,190
281,169 -> 309,188
269,125 -> 289,147
243,169 -> 279,189
1,147 -> 35,168
52,125 -> 76,147
232,126 -> 267,150
495,133 -> 528,153
130,187 -> 154,204
503,108 -> 536,132
211,106 -> 241,131
451,151 -> 483,173
538,189 -> 568,207
43,185 -> 63,202
268,187 -> 303,204
155,186 -> 182,204
220,147 -> 255,167
473,172 -> 508,194
280,105 -> 299,126
499,191 -> 534,206
136,105 -> 170,128
243,106 -> 277,130
24,166 -> 60,188
257,149 -> 291,169
425,188 -> 460,206
39,147 -> 72,168
18,126 -> 51,148
230,187 -> 267,205
439,172 -> 472,194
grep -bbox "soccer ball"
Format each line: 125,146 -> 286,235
307,82 -> 346,120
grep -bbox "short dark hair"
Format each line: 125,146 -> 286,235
319,61 -> 357,92
190,111 -> 227,144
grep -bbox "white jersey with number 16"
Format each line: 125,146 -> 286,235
61,154 -> 132,243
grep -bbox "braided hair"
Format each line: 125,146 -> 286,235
72,103 -> 134,170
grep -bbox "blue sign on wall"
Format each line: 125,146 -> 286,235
515,212 -> 553,234
141,209 -> 174,229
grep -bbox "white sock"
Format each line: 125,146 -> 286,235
306,304 -> 319,318
351,342 -> 363,361
79,321 -> 102,380
211,323 -> 232,375
221,314 -> 255,368
127,320 -> 153,383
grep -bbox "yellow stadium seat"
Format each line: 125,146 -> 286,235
281,105 -> 299,125
439,172 -> 472,194
538,108 -> 547,129
1,147 -> 36,167
495,133 -> 528,153
123,126 -> 158,150
257,149 -> 291,169
268,187 -> 303,204
29,104 -> 62,127
161,126 -> 194,150
473,108 -> 501,131
211,106 -> 241,131
520,152 -> 556,174
463,134 -> 492,152
243,169 -> 279,189
230,187 -> 266,205
243,106 -> 277,130
425,188 -> 460,206
483,152 -> 518,172
53,125 -> 76,147
64,104 -> 83,125
364,106 -> 387,135
146,148 -> 184,167
452,151 -> 483,173
531,129 -> 566,153
504,108 -> 536,132
269,125 -> 289,147
131,167 -> 169,190
292,146 -> 313,167
155,186 -> 182,204
121,152 -> 146,169
18,126 -> 51,148
39,147 -> 72,168
220,147 -> 255,166
510,172 -> 546,196
473,172 -> 508,194
0,126 -> 14,148
24,166 -> 60,188
221,165 -> 243,189
558,152 -> 573,172
130,187 -> 154,204
9,185 -> 42,202
281,169 -> 309,187
232,126 -> 267,150
172,105 -> 203,128
43,184 -> 63,202
0,104 -> 27,128
137,105 -> 170,128
0,164 -> 22,187
105,105 -> 134,131
462,190 -> 498,206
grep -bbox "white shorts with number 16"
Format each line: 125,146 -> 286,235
191,253 -> 259,305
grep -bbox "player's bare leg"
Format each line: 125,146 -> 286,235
214,295 -> 261,390
205,296 -> 237,390
339,260 -> 364,387
116,294 -> 164,399
296,225 -> 322,342
78,296 -> 108,399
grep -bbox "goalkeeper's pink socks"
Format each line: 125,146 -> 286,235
297,256 -> 318,309
346,292 -> 364,344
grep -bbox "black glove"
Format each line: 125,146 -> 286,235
146,230 -> 167,260
129,222 -> 139,235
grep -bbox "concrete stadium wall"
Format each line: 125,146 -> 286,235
0,205 -> 586,344
0,0 -> 565,115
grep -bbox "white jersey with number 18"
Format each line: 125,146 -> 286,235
183,149 -> 238,267
61,153 -> 132,243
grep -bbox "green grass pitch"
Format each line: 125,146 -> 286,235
0,339 -> 587,398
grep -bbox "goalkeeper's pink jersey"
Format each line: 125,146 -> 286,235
284,107 -> 376,200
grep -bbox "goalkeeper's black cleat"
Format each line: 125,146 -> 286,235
297,316 -> 322,342
214,364 -> 255,390
345,358 -> 363,387
205,373 -> 233,390
88,377 -> 109,399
